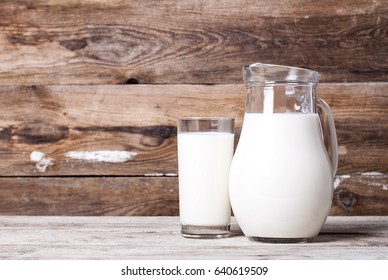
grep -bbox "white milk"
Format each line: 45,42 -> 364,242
229,113 -> 333,239
178,132 -> 234,226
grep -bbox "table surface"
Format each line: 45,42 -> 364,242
0,216 -> 387,260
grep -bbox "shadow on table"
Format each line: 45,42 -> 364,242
314,232 -> 374,243
316,219 -> 388,243
230,222 -> 385,243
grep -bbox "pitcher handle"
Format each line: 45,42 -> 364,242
317,98 -> 338,177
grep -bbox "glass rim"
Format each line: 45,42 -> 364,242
177,117 -> 235,133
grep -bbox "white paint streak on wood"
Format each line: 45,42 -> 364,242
360,171 -> 388,190
144,173 -> 178,177
367,181 -> 388,190
65,150 -> 137,163
360,171 -> 385,176
338,145 -> 347,155
165,173 -> 178,177
372,183 -> 388,190
334,174 -> 351,189
144,173 -> 164,177
334,177 -> 341,189
334,172 -> 388,190
30,151 -> 53,172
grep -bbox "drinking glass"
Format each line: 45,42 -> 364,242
177,117 -> 235,238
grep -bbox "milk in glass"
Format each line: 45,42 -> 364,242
178,132 -> 234,226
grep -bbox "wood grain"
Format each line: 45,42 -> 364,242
0,0 -> 387,217
330,174 -> 388,216
0,175 -> 386,216
0,0 -> 387,85
0,83 -> 386,176
1,83 -> 386,215
317,83 -> 388,174
0,216 -> 387,259
0,177 -> 179,216
0,84 -> 244,176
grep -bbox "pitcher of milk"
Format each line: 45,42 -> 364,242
229,63 -> 338,243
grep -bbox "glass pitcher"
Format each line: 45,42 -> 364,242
229,63 -> 338,243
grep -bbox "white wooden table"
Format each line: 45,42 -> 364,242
0,216 -> 387,259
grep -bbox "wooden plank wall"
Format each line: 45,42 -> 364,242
0,0 -> 387,216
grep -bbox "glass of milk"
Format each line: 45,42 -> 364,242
177,117 -> 235,238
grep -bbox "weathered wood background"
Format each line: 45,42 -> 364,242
0,0 -> 387,216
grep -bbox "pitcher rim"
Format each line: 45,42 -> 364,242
243,63 -> 320,88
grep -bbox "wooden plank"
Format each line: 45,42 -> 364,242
0,84 -> 243,176
0,0 -> 387,85
0,175 -> 386,216
0,84 -> 241,176
0,216 -> 387,259
0,83 -> 386,216
330,174 -> 388,216
0,177 -> 179,216
318,83 -> 388,174
0,83 -> 387,176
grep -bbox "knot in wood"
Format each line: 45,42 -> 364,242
337,189 -> 358,210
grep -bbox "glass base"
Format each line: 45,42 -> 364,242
248,236 -> 314,243
181,224 -> 230,239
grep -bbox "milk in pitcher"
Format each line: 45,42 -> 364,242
229,113 -> 333,240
